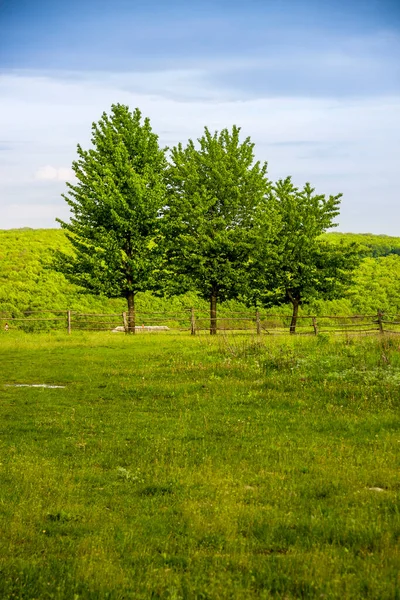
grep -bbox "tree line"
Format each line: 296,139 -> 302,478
55,104 -> 360,334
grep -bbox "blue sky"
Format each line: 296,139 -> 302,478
0,0 -> 399,232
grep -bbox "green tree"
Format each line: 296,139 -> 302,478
163,126 -> 272,334
251,177 -> 360,332
55,104 -> 167,332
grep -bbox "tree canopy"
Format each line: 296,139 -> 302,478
163,125 -> 273,334
249,177 -> 361,332
55,104 -> 167,332
48,104 -> 373,335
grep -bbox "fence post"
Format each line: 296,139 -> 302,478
190,307 -> 196,335
312,316 -> 318,335
67,310 -> 71,335
377,310 -> 384,334
122,312 -> 128,333
256,310 -> 261,335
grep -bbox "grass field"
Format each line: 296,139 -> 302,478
0,331 -> 400,599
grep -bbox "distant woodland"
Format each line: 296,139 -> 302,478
2,228 -> 400,318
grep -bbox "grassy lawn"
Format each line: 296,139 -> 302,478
0,331 -> 399,599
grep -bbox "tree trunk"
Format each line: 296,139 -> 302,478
126,291 -> 136,334
289,298 -> 300,334
210,290 -> 217,335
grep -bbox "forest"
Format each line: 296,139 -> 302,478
1,228 -> 400,321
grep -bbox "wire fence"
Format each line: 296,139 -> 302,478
0,308 -> 399,336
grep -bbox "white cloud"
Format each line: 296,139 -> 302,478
34,165 -> 75,181
0,69 -> 399,234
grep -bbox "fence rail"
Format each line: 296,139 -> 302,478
1,308 -> 400,336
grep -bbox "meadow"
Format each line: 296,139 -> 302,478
0,331 -> 400,599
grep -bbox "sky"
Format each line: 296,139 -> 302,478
0,0 -> 399,233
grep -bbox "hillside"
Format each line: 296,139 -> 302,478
0,229 -> 208,320
322,232 -> 400,257
0,228 -> 122,315
1,229 -> 400,320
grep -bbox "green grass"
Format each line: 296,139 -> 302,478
0,331 -> 400,599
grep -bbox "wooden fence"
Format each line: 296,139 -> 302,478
1,309 -> 400,336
